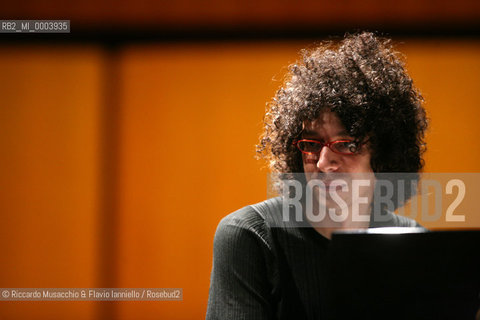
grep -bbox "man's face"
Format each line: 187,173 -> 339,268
301,111 -> 373,176
300,111 -> 374,228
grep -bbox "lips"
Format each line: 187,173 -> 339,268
305,173 -> 351,190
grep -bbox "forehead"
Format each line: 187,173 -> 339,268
302,111 -> 348,136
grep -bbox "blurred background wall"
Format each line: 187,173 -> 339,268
0,1 -> 480,319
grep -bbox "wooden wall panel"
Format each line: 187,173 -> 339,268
401,40 -> 480,172
0,47 -> 104,320
401,40 -> 480,229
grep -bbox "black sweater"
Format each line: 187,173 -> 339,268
206,197 -> 420,320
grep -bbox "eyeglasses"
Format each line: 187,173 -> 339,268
292,139 -> 359,155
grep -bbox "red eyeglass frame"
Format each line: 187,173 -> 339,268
292,139 -> 358,156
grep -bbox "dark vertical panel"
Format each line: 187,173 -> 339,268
97,46 -> 122,320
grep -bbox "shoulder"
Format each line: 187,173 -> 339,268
208,199 -> 280,318
214,197 -> 282,251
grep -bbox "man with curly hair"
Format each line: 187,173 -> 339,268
206,32 -> 428,320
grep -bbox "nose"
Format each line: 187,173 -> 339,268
316,145 -> 340,172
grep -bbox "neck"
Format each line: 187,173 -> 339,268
306,195 -> 372,239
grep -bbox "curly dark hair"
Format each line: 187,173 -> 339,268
257,32 -> 428,178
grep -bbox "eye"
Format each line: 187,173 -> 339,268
298,140 -> 322,152
333,141 -> 358,154
348,143 -> 358,153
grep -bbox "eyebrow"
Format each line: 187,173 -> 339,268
301,129 -> 350,137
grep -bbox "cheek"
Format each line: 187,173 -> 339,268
347,154 -> 373,172
302,153 -> 319,166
